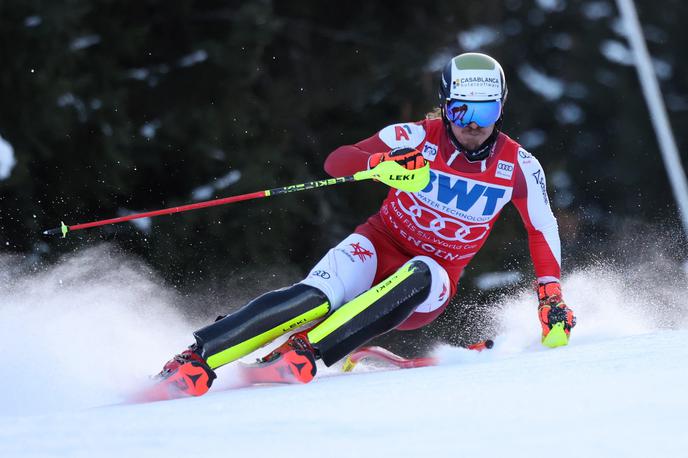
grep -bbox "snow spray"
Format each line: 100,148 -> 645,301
0,245 -> 193,415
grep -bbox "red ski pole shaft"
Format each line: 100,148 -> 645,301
43,160 -> 431,238
43,175 -> 355,237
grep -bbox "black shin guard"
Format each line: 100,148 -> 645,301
194,284 -> 329,369
308,260 -> 431,366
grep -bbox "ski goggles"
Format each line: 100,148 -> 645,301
445,99 -> 502,128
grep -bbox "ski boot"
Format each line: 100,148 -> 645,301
239,331 -> 318,385
139,346 -> 217,401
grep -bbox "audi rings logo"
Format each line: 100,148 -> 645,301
396,192 -> 491,243
495,160 -> 514,180
312,270 -> 331,279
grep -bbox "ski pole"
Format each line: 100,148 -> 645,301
43,161 -> 430,238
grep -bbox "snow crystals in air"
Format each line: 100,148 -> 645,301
474,271 -> 522,290
0,246 -> 191,416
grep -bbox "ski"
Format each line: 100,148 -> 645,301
128,340 -> 494,404
342,346 -> 436,372
341,340 -> 494,372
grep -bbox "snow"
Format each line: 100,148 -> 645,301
117,209 -> 152,233
556,102 -> 585,124
600,41 -> 672,79
601,39 -> 634,65
57,93 -> 88,122
0,135 -> 17,180
3,331 -> 686,458
518,129 -> 547,149
23,16 -> 42,27
457,26 -> 500,50
69,35 -> 101,51
474,270 -> 522,290
192,170 -> 241,201
551,32 -> 573,50
1,249 -> 687,457
178,50 -> 208,67
127,68 -> 150,81
140,120 -> 161,139
581,1 -> 613,20
517,64 -> 564,100
535,0 -> 567,13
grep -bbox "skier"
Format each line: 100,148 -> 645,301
154,52 -> 576,397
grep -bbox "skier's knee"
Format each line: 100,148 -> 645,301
308,259 -> 432,366
406,256 -> 451,313
299,233 -> 377,309
395,256 -> 451,331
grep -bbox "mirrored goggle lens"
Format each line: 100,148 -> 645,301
445,99 -> 502,127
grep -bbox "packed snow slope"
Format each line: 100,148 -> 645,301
1,246 -> 687,458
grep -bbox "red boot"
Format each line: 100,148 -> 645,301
241,332 -> 318,384
153,347 -> 216,398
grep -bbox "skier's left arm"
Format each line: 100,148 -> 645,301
512,149 -> 576,346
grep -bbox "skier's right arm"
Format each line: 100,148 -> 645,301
324,122 -> 428,177
324,133 -> 389,177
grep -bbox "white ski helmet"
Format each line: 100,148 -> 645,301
439,53 -> 508,161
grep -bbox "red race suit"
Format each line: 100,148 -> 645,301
324,118 -> 561,328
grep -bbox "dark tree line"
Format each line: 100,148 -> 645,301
1,0 -> 686,346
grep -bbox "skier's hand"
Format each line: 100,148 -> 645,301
537,282 -> 576,347
368,147 -> 426,171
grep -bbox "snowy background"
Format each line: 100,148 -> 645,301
1,246 -> 687,457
